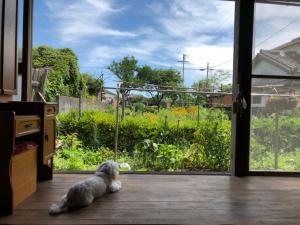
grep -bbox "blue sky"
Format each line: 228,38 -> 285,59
32,0 -> 300,88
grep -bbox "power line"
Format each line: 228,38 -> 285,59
255,16 -> 300,49
211,14 -> 300,69
185,54 -> 207,62
210,59 -> 233,69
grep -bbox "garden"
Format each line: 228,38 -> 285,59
55,106 -> 231,172
54,99 -> 300,173
34,46 -> 300,173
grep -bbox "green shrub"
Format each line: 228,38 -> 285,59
57,109 -> 201,152
184,118 -> 231,171
57,108 -> 232,171
133,140 -> 183,171
54,134 -> 115,170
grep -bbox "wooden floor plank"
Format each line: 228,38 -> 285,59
1,174 -> 300,224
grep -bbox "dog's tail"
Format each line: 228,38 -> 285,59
49,195 -> 68,216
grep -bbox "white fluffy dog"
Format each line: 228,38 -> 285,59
49,161 -> 121,215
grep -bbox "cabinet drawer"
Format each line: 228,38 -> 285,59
45,105 -> 57,116
15,116 -> 40,137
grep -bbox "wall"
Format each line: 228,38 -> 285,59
58,96 -> 105,113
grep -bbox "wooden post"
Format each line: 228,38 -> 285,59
114,88 -> 120,161
274,111 -> 279,169
197,96 -> 200,127
121,92 -> 125,120
79,90 -> 82,117
22,0 -> 34,101
164,115 -> 168,129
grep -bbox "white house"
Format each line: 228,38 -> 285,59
252,37 -> 300,108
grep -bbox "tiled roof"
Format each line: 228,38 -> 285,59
255,50 -> 300,74
274,37 -> 300,51
252,37 -> 300,87
253,35 -> 300,76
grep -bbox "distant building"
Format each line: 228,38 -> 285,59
207,94 -> 232,109
252,37 -> 300,107
206,37 -> 300,109
99,89 -> 116,105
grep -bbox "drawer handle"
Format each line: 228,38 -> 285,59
25,123 -> 33,129
45,134 -> 49,141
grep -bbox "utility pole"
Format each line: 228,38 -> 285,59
199,62 -> 214,90
206,62 -> 210,82
206,62 -> 210,89
178,54 -> 188,84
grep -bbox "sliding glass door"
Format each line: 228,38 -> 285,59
250,1 -> 300,172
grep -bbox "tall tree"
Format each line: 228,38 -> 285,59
32,45 -> 81,102
108,56 -> 139,119
107,56 -> 138,84
192,69 -> 231,91
137,66 -> 182,111
81,73 -> 104,97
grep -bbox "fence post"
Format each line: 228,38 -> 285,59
164,115 -> 168,128
114,88 -> 120,161
197,98 -> 200,127
121,92 -> 125,120
79,90 -> 83,117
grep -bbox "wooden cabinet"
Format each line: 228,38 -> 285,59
0,0 -> 18,95
0,102 -> 58,215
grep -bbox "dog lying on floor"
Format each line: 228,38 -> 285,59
49,161 -> 121,215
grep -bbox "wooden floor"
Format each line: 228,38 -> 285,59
1,174 -> 300,225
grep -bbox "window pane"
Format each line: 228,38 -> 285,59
250,78 -> 300,171
252,2 -> 300,76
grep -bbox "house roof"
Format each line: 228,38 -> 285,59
253,36 -> 300,76
255,50 -> 300,75
252,36 -> 300,88
274,36 -> 300,51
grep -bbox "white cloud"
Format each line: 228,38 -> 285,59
45,0 -> 136,43
45,0 -> 237,87
185,45 -> 233,70
42,0 -> 300,88
254,3 -> 300,52
143,0 -> 235,74
149,0 -> 234,39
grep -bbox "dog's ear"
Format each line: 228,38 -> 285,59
98,162 -> 113,177
97,161 -> 119,178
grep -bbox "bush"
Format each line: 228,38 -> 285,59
250,112 -> 300,171
54,134 -> 115,170
183,118 -> 231,171
133,140 -> 183,171
57,107 -> 232,171
57,109 -> 205,152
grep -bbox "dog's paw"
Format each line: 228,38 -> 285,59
109,180 -> 122,193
